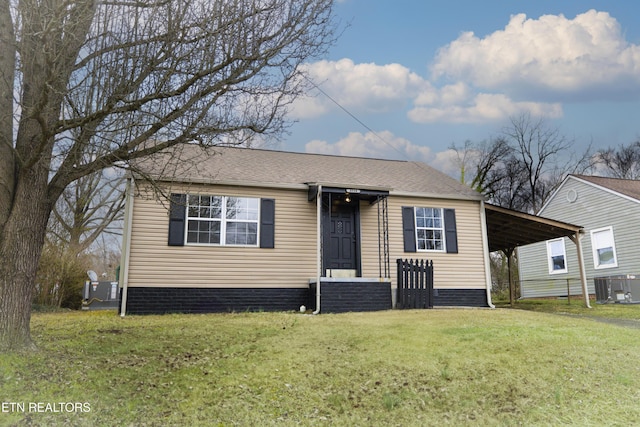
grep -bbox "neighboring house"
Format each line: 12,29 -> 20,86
119,146 -> 495,314
518,174 -> 640,302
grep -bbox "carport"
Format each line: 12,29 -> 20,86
483,203 -> 590,308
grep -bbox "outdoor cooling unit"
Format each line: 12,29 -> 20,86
82,272 -> 120,310
594,275 -> 640,304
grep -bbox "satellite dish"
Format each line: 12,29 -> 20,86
87,270 -> 98,282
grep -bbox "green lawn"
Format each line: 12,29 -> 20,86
496,297 -> 640,320
1,307 -> 640,426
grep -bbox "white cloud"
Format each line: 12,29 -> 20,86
305,130 -> 432,163
292,59 -> 428,119
409,87 -> 563,123
431,10 -> 640,100
293,10 -> 640,126
294,58 -> 562,124
304,133 -> 473,179
431,149 -> 465,178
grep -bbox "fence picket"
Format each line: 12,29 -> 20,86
396,258 -> 434,309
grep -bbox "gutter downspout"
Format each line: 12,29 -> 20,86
119,177 -> 135,317
479,200 -> 495,308
313,184 -> 322,314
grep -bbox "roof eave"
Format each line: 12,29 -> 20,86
132,175 -> 484,201
390,190 -> 485,202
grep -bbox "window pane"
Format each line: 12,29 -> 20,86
246,223 -> 258,245
547,239 -> 567,273
592,228 -> 617,268
186,220 -> 220,244
226,222 -> 257,245
199,206 -> 211,218
415,207 -> 444,251
188,195 -> 199,206
226,198 -> 240,219
594,230 -> 614,248
549,240 -> 562,256
226,197 -> 259,220
186,195 -> 257,246
598,247 -> 615,265
551,255 -> 565,270
211,197 -> 222,218
200,221 -> 220,244
187,195 -> 222,219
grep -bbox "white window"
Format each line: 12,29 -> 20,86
546,238 -> 567,274
590,226 -> 618,269
186,195 -> 259,246
415,207 -> 445,252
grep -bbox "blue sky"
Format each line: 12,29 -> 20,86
278,0 -> 640,175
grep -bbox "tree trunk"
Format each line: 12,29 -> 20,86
0,167 -> 51,351
0,0 -> 15,237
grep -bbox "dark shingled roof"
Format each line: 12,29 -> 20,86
135,145 -> 483,200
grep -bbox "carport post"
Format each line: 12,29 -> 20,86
569,231 -> 591,309
506,248 -> 515,307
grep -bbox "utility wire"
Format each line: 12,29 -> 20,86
303,74 -> 450,183
303,74 -> 413,162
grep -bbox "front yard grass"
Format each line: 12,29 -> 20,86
1,308 -> 640,426
496,297 -> 640,321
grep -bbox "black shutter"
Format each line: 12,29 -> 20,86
168,194 -> 186,246
444,208 -> 458,254
401,207 -> 417,252
260,198 -> 275,248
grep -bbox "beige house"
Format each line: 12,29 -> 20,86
119,146 -> 494,314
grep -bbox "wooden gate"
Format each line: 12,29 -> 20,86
396,259 -> 434,309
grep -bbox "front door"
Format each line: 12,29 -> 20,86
323,194 -> 359,275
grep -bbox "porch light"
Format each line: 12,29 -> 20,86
344,192 -> 351,203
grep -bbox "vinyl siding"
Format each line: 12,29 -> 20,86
519,177 -> 640,297
360,196 -> 488,290
127,183 -> 317,288
128,183 -> 488,291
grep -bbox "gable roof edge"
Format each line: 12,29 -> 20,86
537,175 -> 571,215
570,175 -> 640,205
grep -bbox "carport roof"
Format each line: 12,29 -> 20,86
484,203 -> 583,253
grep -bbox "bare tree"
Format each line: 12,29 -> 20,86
502,114 -> 570,213
596,141 -> 640,179
452,114 -> 594,300
48,168 -> 125,256
0,0 -> 337,351
488,155 -> 530,211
